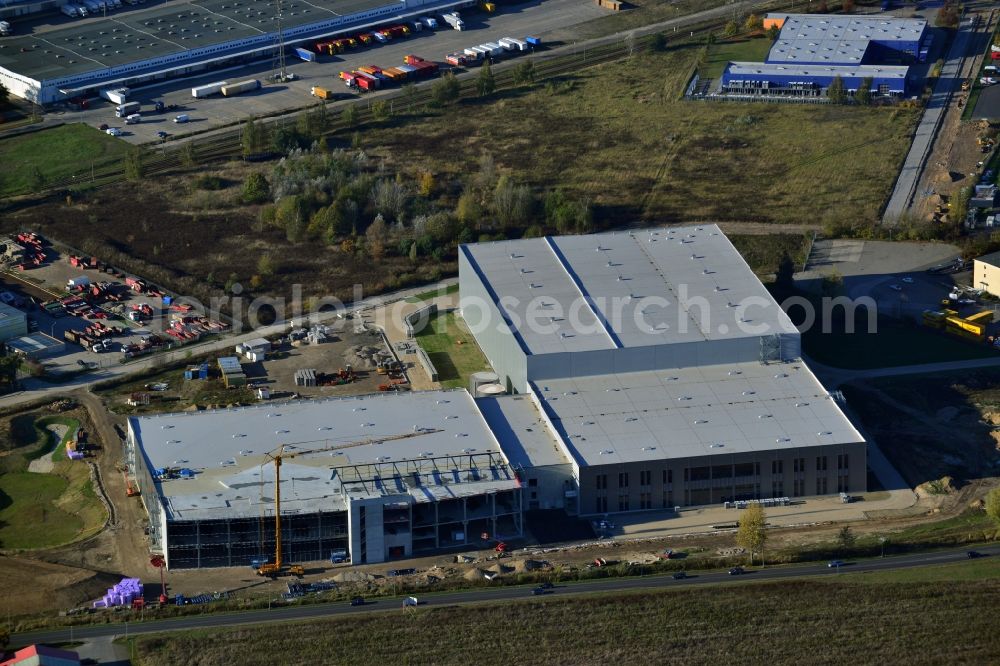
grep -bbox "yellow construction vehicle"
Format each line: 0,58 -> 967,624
256,428 -> 443,578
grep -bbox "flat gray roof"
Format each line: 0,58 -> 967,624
461,224 -> 798,356
726,61 -> 909,80
476,394 -> 572,468
0,302 -> 24,322
767,13 -> 926,65
6,333 -> 62,354
131,389 -> 516,520
532,361 -> 864,468
0,0 -> 388,81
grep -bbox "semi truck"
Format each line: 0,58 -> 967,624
101,87 -> 129,105
419,16 -> 438,29
441,12 -> 464,30
191,81 -> 228,98
115,101 -> 141,118
221,79 -> 260,96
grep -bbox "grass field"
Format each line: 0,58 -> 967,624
0,124 -> 130,198
131,570 -> 1000,665
364,47 -> 918,228
0,472 -> 81,549
698,37 -> 774,81
415,312 -> 491,389
0,410 -> 106,549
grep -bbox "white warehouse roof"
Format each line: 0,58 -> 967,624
460,224 -> 798,357
131,389 -> 517,520
767,13 -> 926,65
532,360 -> 864,468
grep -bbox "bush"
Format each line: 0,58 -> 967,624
242,172 -> 271,204
193,175 -> 226,191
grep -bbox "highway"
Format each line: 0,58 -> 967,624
11,544 -> 997,648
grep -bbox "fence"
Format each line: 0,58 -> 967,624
415,347 -> 438,383
404,303 -> 437,338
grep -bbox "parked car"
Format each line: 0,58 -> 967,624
98,123 -> 109,131
828,560 -> 845,568
728,566 -> 745,575
901,277 -> 914,284
105,127 -> 121,136
672,571 -> 687,580
350,596 -> 365,606
156,131 -> 169,139
889,284 -> 902,291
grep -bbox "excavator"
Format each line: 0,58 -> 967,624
255,428 -> 443,578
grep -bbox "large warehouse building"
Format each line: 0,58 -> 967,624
128,224 -> 865,569
127,390 -> 524,569
719,13 -> 928,99
458,224 -> 865,517
0,0 -> 473,104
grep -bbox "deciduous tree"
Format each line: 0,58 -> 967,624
736,503 -> 767,565
827,75 -> 847,104
477,61 -> 496,97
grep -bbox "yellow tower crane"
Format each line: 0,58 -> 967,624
256,428 -> 442,577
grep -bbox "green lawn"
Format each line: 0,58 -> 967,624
0,472 -> 82,549
699,37 -> 775,81
132,576 -> 1000,665
415,311 -> 491,389
0,124 -> 130,198
0,410 -> 105,549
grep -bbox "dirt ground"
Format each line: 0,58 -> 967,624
913,10 -> 999,222
244,324 -> 401,399
916,118 -> 996,221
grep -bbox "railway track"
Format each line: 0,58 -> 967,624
15,0 -> 814,199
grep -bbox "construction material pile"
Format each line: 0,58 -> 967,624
92,577 -> 143,608
343,345 -> 382,369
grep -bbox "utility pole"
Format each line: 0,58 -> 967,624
271,0 -> 287,83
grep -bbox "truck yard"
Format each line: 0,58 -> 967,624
0,234 -> 229,379
50,0 -> 606,145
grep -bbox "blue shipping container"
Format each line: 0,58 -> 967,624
295,47 -> 316,62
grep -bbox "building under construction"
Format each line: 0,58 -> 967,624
126,390 -> 523,569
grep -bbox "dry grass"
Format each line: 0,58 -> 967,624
133,575 -> 1000,666
363,48 -> 919,229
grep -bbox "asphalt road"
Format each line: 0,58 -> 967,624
0,277 -> 457,410
11,544 -> 998,648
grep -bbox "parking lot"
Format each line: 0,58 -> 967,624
1,240 -> 227,376
57,0 -> 607,144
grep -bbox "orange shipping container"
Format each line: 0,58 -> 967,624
763,15 -> 786,30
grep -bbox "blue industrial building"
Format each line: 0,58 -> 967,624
0,0 -> 475,104
719,13 -> 929,100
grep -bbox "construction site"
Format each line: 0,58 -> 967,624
125,389 -> 524,569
